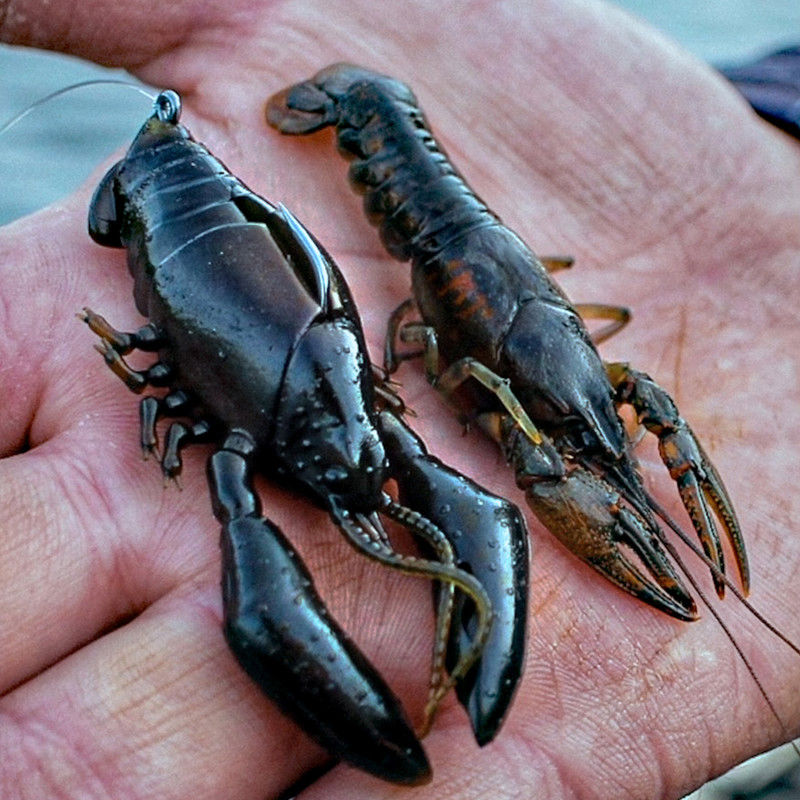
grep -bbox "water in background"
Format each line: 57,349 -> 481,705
613,0 -> 800,62
1,3 -> 800,799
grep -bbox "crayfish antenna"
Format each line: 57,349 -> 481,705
646,491 -> 800,759
648,493 -> 800,658
332,501 -> 494,737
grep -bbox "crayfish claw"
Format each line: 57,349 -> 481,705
377,410 -> 530,745
612,503 -> 698,619
608,363 -> 748,596
660,425 -> 748,596
524,467 -> 699,622
703,455 -> 748,592
208,447 -> 432,785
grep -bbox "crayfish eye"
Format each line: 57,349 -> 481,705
88,161 -> 123,247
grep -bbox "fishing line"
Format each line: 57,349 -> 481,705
0,79 -> 157,139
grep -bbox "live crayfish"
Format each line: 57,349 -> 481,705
267,63 -> 748,622
80,89 -> 531,784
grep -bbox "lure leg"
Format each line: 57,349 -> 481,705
606,362 -> 748,596
377,409 -> 530,746
82,309 -> 212,482
90,339 -> 172,392
140,391 -> 191,459
207,434 -> 431,786
161,420 -> 212,484
80,308 -> 170,392
80,308 -> 164,352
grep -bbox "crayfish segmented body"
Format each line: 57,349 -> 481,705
82,90 -> 531,784
267,64 -> 747,622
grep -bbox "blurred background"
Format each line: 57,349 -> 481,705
1,0 -> 800,224
1,0 -> 800,225
1,1 -> 799,798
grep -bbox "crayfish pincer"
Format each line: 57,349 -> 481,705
267,64 -> 747,622
82,89 -> 530,784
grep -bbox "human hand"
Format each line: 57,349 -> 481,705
1,1 -> 799,798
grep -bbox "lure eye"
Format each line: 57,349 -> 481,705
153,90 -> 181,124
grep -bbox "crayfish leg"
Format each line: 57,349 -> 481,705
393,316 -> 543,446
539,255 -> 574,273
573,303 -> 632,345
207,439 -> 431,786
384,298 -> 424,374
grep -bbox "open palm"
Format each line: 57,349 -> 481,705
1,1 -> 799,798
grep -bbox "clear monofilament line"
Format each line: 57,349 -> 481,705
0,79 -> 157,139
647,491 -> 800,657
647,491 -> 800,760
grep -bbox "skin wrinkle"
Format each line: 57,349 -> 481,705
50,450 -> 147,613
99,616 -> 201,728
86,606 -> 226,794
524,597 -> 717,798
514,24 -> 674,196
0,468 -> 77,686
588,652 -> 704,797
45,430 -> 205,628
503,77 -> 770,276
0,704 -> 118,800
0,238 -> 60,447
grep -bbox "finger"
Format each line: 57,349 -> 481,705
0,198 -> 217,692
0,211 -> 65,453
1,524 -> 442,799
0,421 -> 218,692
0,0 -> 237,70
0,199 -> 127,453
0,588 -> 326,799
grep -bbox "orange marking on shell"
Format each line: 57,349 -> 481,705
436,261 -> 494,321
